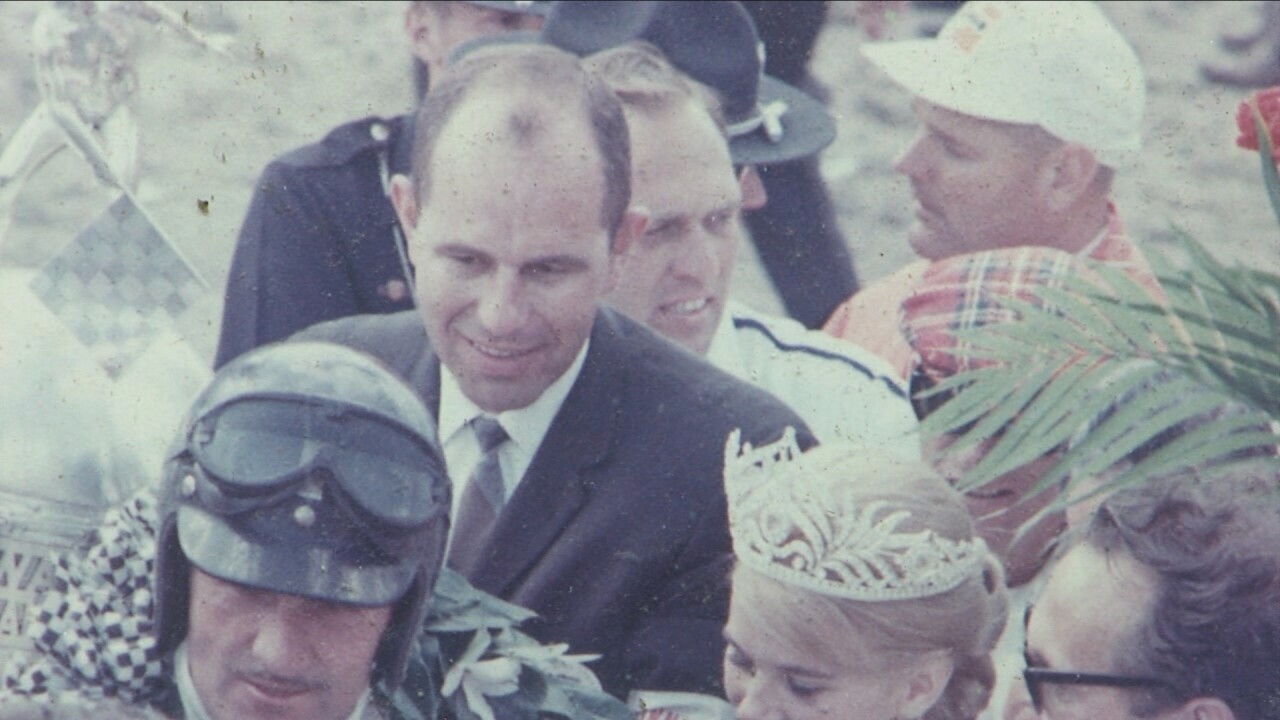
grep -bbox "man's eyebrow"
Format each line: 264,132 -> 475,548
1024,647 -> 1049,668
434,242 -> 484,255
926,121 -> 968,147
648,202 -> 737,231
643,212 -> 690,235
647,210 -> 689,226
524,254 -> 589,269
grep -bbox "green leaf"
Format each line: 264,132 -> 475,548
917,367 -> 1015,440
1056,382 -> 1229,489
1252,106 -> 1280,227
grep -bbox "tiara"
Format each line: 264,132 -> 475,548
724,429 -> 987,602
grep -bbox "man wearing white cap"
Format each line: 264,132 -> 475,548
823,0 -> 1159,382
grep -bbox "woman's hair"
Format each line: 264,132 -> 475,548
728,443 -> 1009,720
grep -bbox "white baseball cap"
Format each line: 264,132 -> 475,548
863,1 -> 1145,167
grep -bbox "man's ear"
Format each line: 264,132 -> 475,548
1176,697 -> 1237,720
389,174 -> 421,237
606,207 -> 649,289
1042,143 -> 1100,212
404,4 -> 435,67
611,207 -> 648,257
739,165 -> 768,211
896,652 -> 954,720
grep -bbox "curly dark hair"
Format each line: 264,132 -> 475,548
1085,470 -> 1280,720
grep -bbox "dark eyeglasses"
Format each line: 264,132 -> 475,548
1024,666 -> 1167,713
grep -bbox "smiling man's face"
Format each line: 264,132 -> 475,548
606,98 -> 743,355
923,433 -> 1065,587
403,87 -> 624,412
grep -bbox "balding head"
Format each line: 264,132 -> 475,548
408,44 -> 631,240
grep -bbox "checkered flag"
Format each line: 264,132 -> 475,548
27,194 -> 206,378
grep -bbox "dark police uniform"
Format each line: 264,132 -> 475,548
214,115 -> 417,369
740,0 -> 859,330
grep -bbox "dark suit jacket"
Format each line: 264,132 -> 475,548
297,308 -> 813,698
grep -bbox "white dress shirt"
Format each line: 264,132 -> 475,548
437,340 -> 590,546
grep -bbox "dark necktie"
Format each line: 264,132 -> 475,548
447,416 -> 508,574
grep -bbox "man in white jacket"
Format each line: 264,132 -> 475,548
573,3 -> 918,457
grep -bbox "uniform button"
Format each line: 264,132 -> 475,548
370,122 -> 389,142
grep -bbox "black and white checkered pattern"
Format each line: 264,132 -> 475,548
3,491 -> 168,702
27,194 -> 206,378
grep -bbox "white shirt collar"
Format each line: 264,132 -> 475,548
439,339 -> 591,463
703,302 -> 747,381
174,640 -> 372,720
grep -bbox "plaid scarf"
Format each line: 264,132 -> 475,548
900,208 -> 1161,391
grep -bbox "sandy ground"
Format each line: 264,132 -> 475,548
2,1 -> 1277,364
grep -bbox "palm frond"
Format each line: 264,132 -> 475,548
920,230 -> 1280,506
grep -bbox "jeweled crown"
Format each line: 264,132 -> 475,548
725,429 -> 987,601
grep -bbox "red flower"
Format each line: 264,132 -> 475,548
1236,86 -> 1280,162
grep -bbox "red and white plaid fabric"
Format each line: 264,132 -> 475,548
900,208 -> 1161,386
823,206 -> 1161,386
901,245 -> 1080,384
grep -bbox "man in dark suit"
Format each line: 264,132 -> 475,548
297,43 -> 812,699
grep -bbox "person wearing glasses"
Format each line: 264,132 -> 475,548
1007,471 -> 1280,720
638,438 -> 1008,720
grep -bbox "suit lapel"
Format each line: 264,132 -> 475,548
471,311 -> 624,595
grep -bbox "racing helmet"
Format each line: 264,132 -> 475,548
154,341 -> 449,688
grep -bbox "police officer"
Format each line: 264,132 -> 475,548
214,2 -> 549,368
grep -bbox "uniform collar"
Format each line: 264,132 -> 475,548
704,301 -> 748,381
389,114 -> 416,177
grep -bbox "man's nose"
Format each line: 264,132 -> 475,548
476,272 -> 530,337
894,133 -> 930,179
672,234 -> 722,285
250,604 -> 315,670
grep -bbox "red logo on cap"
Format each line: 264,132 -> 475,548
948,1 -> 1004,54
952,26 -> 982,53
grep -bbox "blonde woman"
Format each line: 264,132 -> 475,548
720,433 -> 1008,720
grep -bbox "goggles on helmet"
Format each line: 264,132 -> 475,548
186,393 -> 447,531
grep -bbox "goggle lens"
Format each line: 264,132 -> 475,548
192,398 -> 443,527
